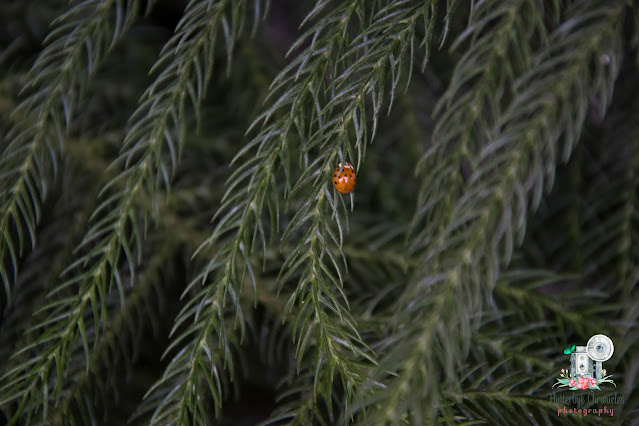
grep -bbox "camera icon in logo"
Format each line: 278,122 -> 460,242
570,334 -> 614,380
555,334 -> 615,391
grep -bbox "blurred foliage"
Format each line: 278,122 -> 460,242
0,0 -> 638,424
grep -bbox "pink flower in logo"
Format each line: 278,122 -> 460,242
569,378 -> 576,387
590,378 -> 597,387
576,377 -> 589,389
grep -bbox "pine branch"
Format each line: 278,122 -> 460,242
446,389 -> 583,425
577,111 -> 639,333
405,270 -> 623,424
260,367 -> 338,426
2,0 -> 638,423
47,239 -> 178,425
363,1 -> 626,422
410,0 -> 552,253
521,71 -> 639,334
0,164 -> 102,367
494,271 -> 612,339
135,274 -> 242,424
274,2 -> 465,418
141,0 -> 461,420
337,221 -> 413,302
468,272 -> 594,378
310,225 -> 414,426
105,1 -> 268,422
445,272 -> 622,425
279,181 -> 376,404
0,0 -> 143,301
140,1 -> 376,421
275,0 -> 460,411
0,0 -> 257,422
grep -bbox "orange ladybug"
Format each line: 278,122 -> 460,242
332,162 -> 356,194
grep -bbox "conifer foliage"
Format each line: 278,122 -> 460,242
1,0 -> 638,424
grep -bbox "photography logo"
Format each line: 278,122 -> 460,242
554,334 -> 616,391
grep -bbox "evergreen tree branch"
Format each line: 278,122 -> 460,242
261,366 -> 338,426
279,180 -> 376,406
135,275 -> 242,424
275,0 -> 460,411
267,222 -> 414,425
0,0 -> 143,301
0,0 -> 257,422
142,0 -> 461,419
410,0 -> 552,253
577,110 -> 639,334
363,1 -> 626,422
1,0 -> 637,422
494,272 -> 611,339
113,1 -> 268,422
141,1 -> 378,421
0,164 -> 102,367
444,270 -> 624,424
48,239 -> 178,425
445,390 -> 579,425
520,71 -> 639,335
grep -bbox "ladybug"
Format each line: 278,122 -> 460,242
332,162 -> 356,194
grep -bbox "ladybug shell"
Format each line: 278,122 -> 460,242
332,162 -> 356,194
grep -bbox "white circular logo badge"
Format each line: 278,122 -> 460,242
586,334 -> 614,362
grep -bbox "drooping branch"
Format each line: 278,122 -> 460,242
363,1 -> 625,422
